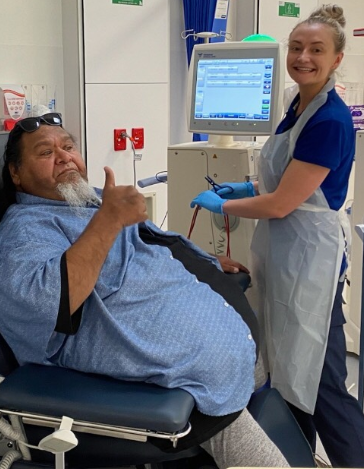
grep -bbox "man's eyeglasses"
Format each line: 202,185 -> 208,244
15,113 -> 62,133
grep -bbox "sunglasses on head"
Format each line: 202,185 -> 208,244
15,113 -> 63,133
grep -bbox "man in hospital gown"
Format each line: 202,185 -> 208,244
0,115 -> 289,468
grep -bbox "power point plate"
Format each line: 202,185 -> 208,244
132,128 -> 144,149
114,129 -> 126,151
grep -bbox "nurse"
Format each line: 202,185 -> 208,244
191,4 -> 364,467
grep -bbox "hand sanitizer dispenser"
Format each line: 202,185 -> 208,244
0,85 -> 26,130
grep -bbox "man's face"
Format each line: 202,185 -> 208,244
10,125 -> 88,201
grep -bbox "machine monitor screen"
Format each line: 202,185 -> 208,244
187,41 -> 284,138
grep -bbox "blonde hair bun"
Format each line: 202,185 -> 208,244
309,4 -> 346,28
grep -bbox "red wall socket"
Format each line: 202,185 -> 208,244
114,129 -> 127,151
131,128 -> 144,149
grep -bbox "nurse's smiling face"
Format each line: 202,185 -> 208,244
9,125 -> 88,201
287,23 -> 343,93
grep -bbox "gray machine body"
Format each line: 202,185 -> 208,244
167,141 -> 260,270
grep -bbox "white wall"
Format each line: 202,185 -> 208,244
61,0 -> 85,155
2,0 -> 363,227
230,0 -> 257,40
169,0 -> 259,147
0,0 -> 64,119
258,0 -> 364,354
2,0 -> 364,347
170,0 -> 190,146
258,0 -> 318,85
258,0 -> 364,96
0,0 -> 172,226
82,0 -> 170,226
257,0 -> 364,192
340,0 -> 364,84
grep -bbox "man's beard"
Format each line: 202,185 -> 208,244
56,177 -> 100,209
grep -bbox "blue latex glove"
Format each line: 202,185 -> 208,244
216,181 -> 255,200
190,190 -> 226,214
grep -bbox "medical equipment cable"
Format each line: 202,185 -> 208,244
187,206 -> 200,240
216,231 -> 226,256
137,172 -> 167,188
156,172 -> 168,228
156,172 -> 168,229
120,132 -> 137,187
187,176 -> 232,255
0,415 -> 78,464
155,171 -> 168,183
187,207 -> 231,257
136,172 -> 168,229
131,137 -> 137,187
9,415 -> 31,460
0,416 -> 30,463
0,450 -> 22,469
225,215 -> 231,257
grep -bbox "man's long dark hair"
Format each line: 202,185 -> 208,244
0,127 -> 24,222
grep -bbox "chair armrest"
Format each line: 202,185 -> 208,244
0,364 -> 195,433
224,271 -> 251,292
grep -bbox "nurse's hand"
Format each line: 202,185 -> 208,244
190,190 -> 226,214
216,181 -> 255,199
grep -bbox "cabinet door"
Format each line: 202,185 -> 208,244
85,83 -> 168,226
83,0 -> 169,84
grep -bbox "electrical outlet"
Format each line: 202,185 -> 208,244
131,128 -> 144,149
114,129 -> 126,151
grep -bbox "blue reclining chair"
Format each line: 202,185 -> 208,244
0,276 -> 316,469
0,141 -> 316,469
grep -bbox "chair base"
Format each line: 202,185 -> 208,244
248,388 -> 316,467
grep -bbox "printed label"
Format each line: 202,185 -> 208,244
348,105 -> 364,131
279,2 -> 300,17
112,0 -> 142,5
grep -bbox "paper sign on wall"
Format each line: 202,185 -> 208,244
279,2 -> 300,18
349,105 -> 364,132
215,0 -> 229,19
112,0 -> 143,5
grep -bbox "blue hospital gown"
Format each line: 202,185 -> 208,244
0,192 -> 256,416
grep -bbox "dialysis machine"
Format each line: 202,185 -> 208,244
168,140 -> 261,269
168,40 -> 285,298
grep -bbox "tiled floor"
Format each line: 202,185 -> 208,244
315,352 -> 361,464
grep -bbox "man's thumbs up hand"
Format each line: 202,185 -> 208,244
100,166 -> 148,229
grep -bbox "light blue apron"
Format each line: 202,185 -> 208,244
251,78 -> 344,413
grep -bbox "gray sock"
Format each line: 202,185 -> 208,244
200,408 -> 290,468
